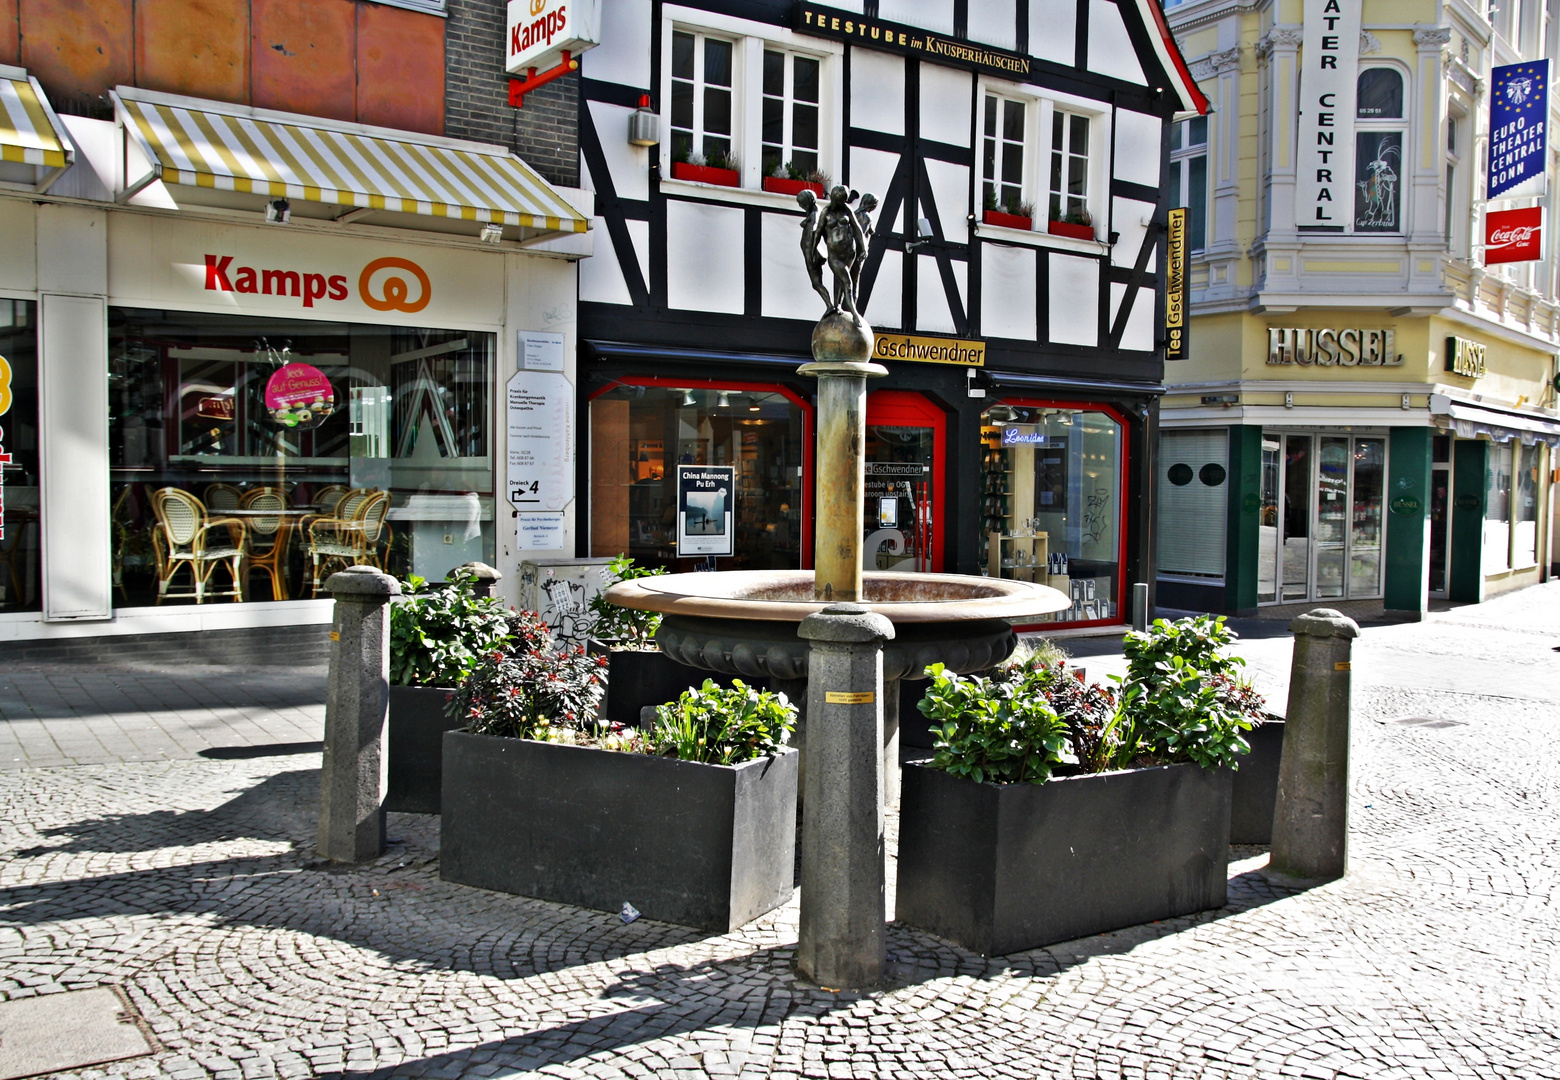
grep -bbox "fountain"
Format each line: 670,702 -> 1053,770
605,183 -> 1067,986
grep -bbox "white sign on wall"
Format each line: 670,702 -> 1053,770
1294,0 -> 1363,230
520,330 -> 565,371
506,369 -> 574,516
506,0 -> 601,74
517,511 -> 567,550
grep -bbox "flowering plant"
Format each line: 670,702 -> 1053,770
449,610 -> 609,739
648,679 -> 795,765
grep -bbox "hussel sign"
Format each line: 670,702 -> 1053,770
1294,0 -> 1363,230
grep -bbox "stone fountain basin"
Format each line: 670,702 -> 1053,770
604,571 -> 1069,682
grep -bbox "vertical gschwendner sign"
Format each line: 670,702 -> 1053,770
1295,0 -> 1363,230
507,368 -> 574,550
1165,207 -> 1188,360
1489,61 -> 1549,200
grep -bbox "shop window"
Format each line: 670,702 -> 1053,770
1483,440 -> 1513,574
0,301 -> 38,612
589,383 -> 807,571
979,403 -> 1123,624
1157,429 -> 1226,580
1515,442 -> 1540,567
108,309 -> 496,606
1355,68 -> 1406,233
1168,117 -> 1208,253
664,20 -> 838,192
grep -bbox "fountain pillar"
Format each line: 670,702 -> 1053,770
797,602 -> 894,987
799,356 -> 885,602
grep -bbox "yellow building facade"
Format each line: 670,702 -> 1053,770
1161,0 -> 1558,617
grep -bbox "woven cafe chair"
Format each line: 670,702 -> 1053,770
239,487 -> 292,601
203,483 -> 243,512
313,484 -> 351,514
150,487 -> 247,603
308,489 -> 390,596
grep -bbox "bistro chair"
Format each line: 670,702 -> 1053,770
150,487 -> 246,604
203,483 -> 244,512
308,489 -> 391,596
313,484 -> 351,515
239,487 -> 292,601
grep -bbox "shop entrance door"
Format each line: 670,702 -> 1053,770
1257,431 -> 1386,604
863,391 -> 945,573
1428,435 -> 1452,597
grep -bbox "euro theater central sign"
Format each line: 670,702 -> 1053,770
793,3 -> 1031,79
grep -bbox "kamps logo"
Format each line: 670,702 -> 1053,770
202,254 -> 431,312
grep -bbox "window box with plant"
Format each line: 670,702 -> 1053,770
896,615 -> 1267,956
383,570 -> 514,814
440,671 -> 799,932
669,148 -> 742,187
1046,209 -> 1095,240
982,190 -> 1035,231
762,161 -> 829,197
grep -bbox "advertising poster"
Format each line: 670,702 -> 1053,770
1489,61 -> 1549,200
264,363 -> 335,429
676,465 -> 734,556
1485,206 -> 1543,263
506,369 -> 574,513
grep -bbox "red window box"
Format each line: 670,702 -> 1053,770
762,176 -> 826,197
982,209 -> 1033,231
1047,219 -> 1095,241
671,162 -> 740,187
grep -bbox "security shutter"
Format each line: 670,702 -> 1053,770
1159,429 -> 1228,579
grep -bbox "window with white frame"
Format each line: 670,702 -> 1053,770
670,30 -> 736,169
762,50 -> 822,180
1168,116 -> 1208,253
1354,67 -> 1406,233
982,93 -> 1028,216
663,13 -> 839,193
1445,106 -> 1467,256
973,82 -> 1108,237
1049,109 -> 1092,225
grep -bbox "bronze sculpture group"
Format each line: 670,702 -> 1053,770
798,186 -> 878,320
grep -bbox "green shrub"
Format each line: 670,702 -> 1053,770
1111,615 -> 1266,771
649,679 -> 796,765
389,571 -> 513,687
589,554 -> 667,648
1005,659 -> 1121,774
918,663 -> 1068,785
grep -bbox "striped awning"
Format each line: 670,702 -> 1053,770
0,65 -> 72,169
113,88 -> 587,233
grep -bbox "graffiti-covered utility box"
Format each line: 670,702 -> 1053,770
519,557 -> 616,646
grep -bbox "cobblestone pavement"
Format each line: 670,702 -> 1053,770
2,585 -> 1559,1079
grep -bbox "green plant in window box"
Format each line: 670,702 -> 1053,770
388,570 -> 514,688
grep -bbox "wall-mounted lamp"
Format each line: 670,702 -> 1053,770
629,95 -> 660,146
905,217 -> 934,251
265,198 -> 291,224
479,223 -> 504,245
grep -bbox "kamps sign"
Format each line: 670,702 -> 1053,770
1489,61 -> 1549,199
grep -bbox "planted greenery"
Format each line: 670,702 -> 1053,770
452,610 -> 609,739
919,663 -> 1068,785
920,615 -> 1266,784
648,679 -> 796,765
389,571 -> 513,687
1112,615 -> 1265,771
589,554 -> 668,648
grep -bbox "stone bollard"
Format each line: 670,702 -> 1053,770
1267,607 -> 1359,886
454,561 -> 502,598
318,565 -> 401,864
796,602 -> 894,988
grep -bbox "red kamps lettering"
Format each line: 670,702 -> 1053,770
202,255 -> 347,308
517,5 -> 568,53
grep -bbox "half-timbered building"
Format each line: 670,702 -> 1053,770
576,0 -> 1205,628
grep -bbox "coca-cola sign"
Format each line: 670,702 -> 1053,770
1486,206 -> 1543,263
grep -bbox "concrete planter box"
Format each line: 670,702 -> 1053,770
385,684 -> 460,814
896,760 -> 1232,956
1230,718 -> 1285,845
441,731 -> 798,930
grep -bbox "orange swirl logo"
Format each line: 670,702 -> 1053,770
529,0 -> 546,14
0,354 -> 12,416
359,257 -> 431,313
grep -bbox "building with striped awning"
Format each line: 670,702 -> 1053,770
0,64 -> 73,192
0,71 -> 594,646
